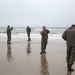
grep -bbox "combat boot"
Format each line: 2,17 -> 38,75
40,49 -> 43,54
67,63 -> 69,68
43,49 -> 46,54
68,64 -> 74,72
40,51 -> 43,54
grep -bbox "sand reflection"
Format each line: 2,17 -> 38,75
27,41 -> 31,54
7,44 -> 13,61
66,72 -> 72,75
40,54 -> 50,75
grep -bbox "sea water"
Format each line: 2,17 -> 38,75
0,27 -> 67,39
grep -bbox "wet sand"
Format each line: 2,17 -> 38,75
0,37 -> 75,75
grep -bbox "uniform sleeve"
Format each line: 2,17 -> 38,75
62,31 -> 66,41
47,30 -> 50,33
30,28 -> 31,32
41,31 -> 43,35
26,28 -> 27,32
41,31 -> 44,36
10,27 -> 13,31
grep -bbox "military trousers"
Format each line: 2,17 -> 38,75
67,46 -> 75,64
27,33 -> 31,41
7,35 -> 11,43
41,39 -> 48,51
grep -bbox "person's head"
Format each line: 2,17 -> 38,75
7,25 -> 10,28
71,24 -> 75,29
71,24 -> 75,27
43,26 -> 46,30
27,26 -> 29,28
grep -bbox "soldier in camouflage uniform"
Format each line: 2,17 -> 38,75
26,26 -> 31,41
62,24 -> 75,72
7,25 -> 13,44
40,26 -> 50,54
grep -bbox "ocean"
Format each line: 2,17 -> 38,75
0,27 -> 67,39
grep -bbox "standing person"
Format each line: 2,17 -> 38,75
62,24 -> 75,72
26,26 -> 31,41
40,26 -> 50,54
7,25 -> 13,44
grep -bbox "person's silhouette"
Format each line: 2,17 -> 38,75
7,25 -> 13,44
26,26 -> 31,41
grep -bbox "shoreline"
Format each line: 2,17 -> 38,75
0,36 -> 75,75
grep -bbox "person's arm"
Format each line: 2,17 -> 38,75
41,31 -> 44,36
30,28 -> 31,32
62,31 -> 66,41
26,28 -> 28,32
47,30 -> 50,33
11,27 -> 13,31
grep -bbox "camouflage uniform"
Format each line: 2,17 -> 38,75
26,26 -> 31,41
62,25 -> 75,71
7,26 -> 13,44
41,29 -> 50,53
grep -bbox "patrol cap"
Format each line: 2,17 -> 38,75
71,24 -> 75,27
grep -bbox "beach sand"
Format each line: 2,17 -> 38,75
0,36 -> 75,75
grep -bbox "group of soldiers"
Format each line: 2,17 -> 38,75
6,25 -> 50,55
7,25 -> 31,43
6,24 -> 75,72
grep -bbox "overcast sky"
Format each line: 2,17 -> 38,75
0,0 -> 75,27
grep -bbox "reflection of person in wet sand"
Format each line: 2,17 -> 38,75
27,41 -> 31,54
66,72 -> 72,75
40,54 -> 50,75
7,44 -> 13,61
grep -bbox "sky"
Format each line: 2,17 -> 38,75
0,0 -> 75,27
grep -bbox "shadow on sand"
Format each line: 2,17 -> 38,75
66,72 -> 72,75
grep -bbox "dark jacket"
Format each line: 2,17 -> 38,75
7,27 -> 12,35
62,27 -> 75,46
26,27 -> 31,34
41,30 -> 50,40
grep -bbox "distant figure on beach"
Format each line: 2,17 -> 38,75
7,25 -> 13,44
40,26 -> 50,54
26,26 -> 31,41
62,24 -> 75,72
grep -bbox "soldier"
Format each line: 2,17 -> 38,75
26,26 -> 31,41
7,25 -> 13,44
40,26 -> 50,54
62,24 -> 75,72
